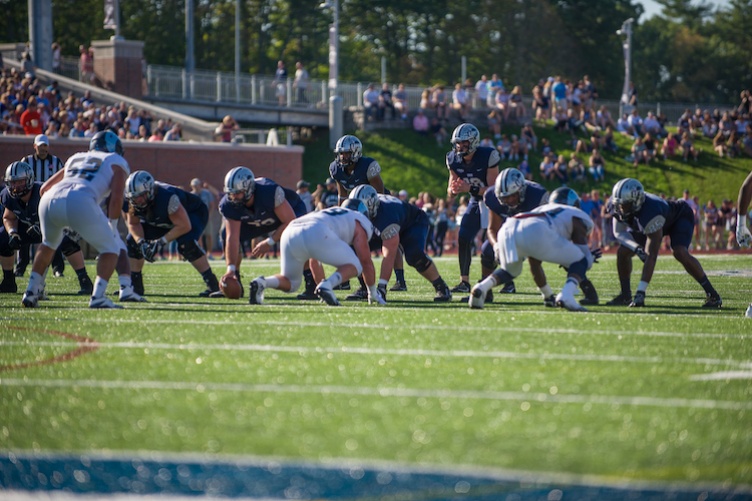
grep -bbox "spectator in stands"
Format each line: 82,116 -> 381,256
296,180 -> 313,213
412,108 -> 429,135
164,123 -> 182,141
20,96 -> 43,135
595,105 -> 614,130
539,152 -> 555,181
588,148 -> 605,182
662,132 -> 678,160
496,134 -> 511,161
494,87 -> 510,122
567,153 -> 585,182
379,82 -> 396,120
531,85 -> 550,124
393,83 -> 408,121
643,133 -> 657,163
79,45 -> 94,84
703,199 -> 722,250
363,83 -> 379,121
616,113 -> 632,135
643,111 -> 662,137
713,129 -> 728,157
431,85 -> 447,120
148,128 -> 163,142
293,61 -> 309,104
474,75 -> 489,109
451,82 -> 469,121
627,108 -> 644,137
553,154 -> 568,183
742,124 -> 752,157
520,123 -> 537,153
273,60 -> 287,106
419,88 -> 432,111
215,115 -> 238,142
430,117 -> 448,145
680,131 -> 699,162
552,76 -> 567,113
51,42 -> 61,74
488,74 -> 504,100
508,85 -> 526,122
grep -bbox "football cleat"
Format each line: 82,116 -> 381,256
77,276 -> 94,296
14,268 -> 26,277
53,270 -> 64,278
629,291 -> 646,308
208,290 -> 226,298
131,273 -> 145,296
606,292 -> 633,306
499,281 -> 516,294
450,281 -> 471,293
332,281 -> 351,291
345,288 -> 368,301
199,288 -> 221,298
702,293 -> 722,309
433,285 -> 452,302
119,286 -> 147,302
315,282 -> 340,306
90,296 -> 124,309
468,285 -> 486,309
579,279 -> 599,306
296,290 -> 319,300
249,278 -> 266,305
0,278 -> 18,293
543,294 -> 557,307
555,292 -> 587,312
390,281 -> 407,292
21,291 -> 38,308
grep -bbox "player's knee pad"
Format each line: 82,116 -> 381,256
126,234 -> 144,259
178,239 -> 205,262
288,277 -> 302,293
59,236 -> 82,257
407,252 -> 432,273
480,241 -> 496,269
568,256 -> 589,279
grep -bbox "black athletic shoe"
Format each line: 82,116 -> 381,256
433,285 -> 452,302
450,281 -> 471,293
606,292 -> 632,306
199,288 -> 221,297
77,276 -> 94,296
702,293 -> 722,309
296,290 -> 319,300
390,281 -> 407,292
579,279 -> 599,306
499,281 -> 516,294
132,273 -> 145,297
332,281 -> 351,291
543,294 -> 556,307
14,268 -> 26,278
0,279 -> 18,293
345,288 -> 368,301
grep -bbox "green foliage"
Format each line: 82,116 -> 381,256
302,122 -> 752,204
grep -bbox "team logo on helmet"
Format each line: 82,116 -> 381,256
125,170 -> 156,209
334,135 -> 363,167
4,161 -> 34,199
450,123 -> 480,157
494,168 -> 527,208
611,178 -> 645,218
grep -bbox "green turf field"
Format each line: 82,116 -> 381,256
1,254 -> 751,498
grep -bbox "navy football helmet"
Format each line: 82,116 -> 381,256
125,170 -> 156,209
89,130 -> 124,156
334,135 -> 363,167
612,178 -> 645,218
224,166 -> 256,206
4,161 -> 34,198
348,184 -> 379,219
451,123 -> 480,157
494,168 -> 527,208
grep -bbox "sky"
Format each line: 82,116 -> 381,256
638,0 -> 731,19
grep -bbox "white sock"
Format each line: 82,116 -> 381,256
324,272 -> 343,289
93,277 -> 109,299
539,284 -> 554,298
560,278 -> 579,297
478,275 -> 498,293
27,271 -> 43,294
119,275 -> 132,289
265,276 -> 280,289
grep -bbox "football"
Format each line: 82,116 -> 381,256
219,275 -> 242,300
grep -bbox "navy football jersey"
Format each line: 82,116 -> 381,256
0,182 -> 42,227
371,194 -> 424,240
126,182 -> 205,229
328,155 -> 381,193
484,181 -> 549,219
614,192 -> 686,236
446,146 -> 500,200
219,177 -> 303,231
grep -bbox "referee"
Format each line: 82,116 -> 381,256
18,134 -> 66,277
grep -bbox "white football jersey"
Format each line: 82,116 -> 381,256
520,203 -> 594,239
58,151 -> 130,204
290,207 -> 374,243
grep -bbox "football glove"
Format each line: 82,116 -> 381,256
543,294 -> 556,307
368,285 -> 387,305
634,247 -> 648,263
736,223 -> 751,248
63,228 -> 81,242
8,231 -> 22,251
26,224 -> 42,240
629,290 -> 646,307
377,283 -> 388,301
141,237 -> 166,263
591,247 -> 602,264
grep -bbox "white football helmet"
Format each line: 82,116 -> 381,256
334,135 -> 363,167
612,178 -> 645,218
4,161 -> 34,198
348,184 -> 379,219
451,123 -> 480,157
549,187 -> 580,208
494,168 -> 527,208
125,170 -> 156,209
224,166 -> 256,206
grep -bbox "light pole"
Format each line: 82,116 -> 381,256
617,18 -> 634,119
321,0 -> 342,148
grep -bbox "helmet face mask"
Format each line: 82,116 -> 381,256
125,170 -> 156,210
4,161 -> 34,199
348,184 -> 379,219
494,168 -> 526,208
224,166 -> 256,206
89,130 -> 124,156
451,123 -> 480,157
334,135 -> 363,167
612,178 -> 645,218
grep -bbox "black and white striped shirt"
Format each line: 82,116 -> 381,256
21,153 -> 64,183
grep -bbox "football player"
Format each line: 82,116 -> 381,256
219,166 -> 310,297
1,161 -> 93,295
469,187 -> 600,311
22,131 -> 129,308
348,185 -> 452,302
607,178 -> 721,308
446,123 -> 499,294
248,199 -> 385,307
123,170 -> 221,297
735,170 -> 752,316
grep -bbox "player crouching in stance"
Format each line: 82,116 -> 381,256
469,187 -> 599,311
348,185 -> 452,302
248,199 -> 385,307
1,161 -> 93,295
123,170 -> 221,297
606,178 -> 722,308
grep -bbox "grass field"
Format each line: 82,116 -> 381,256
2,254 -> 752,500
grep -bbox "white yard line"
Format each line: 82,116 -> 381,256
1,377 -> 750,411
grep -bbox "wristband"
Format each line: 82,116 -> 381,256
9,229 -> 18,236
227,264 -> 236,273
637,280 -> 649,293
266,236 -> 275,246
739,215 -> 747,228
378,278 -> 389,287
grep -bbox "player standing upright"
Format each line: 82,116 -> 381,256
446,123 -> 499,293
735,170 -> 752,316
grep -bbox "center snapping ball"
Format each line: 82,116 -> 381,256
220,275 -> 242,299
